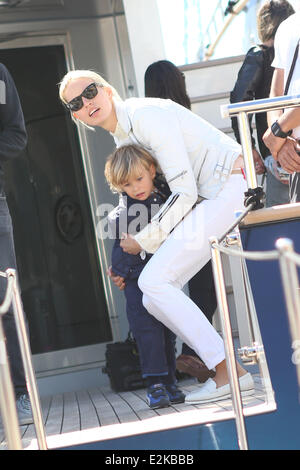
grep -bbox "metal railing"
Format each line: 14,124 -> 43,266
221,93 -> 300,191
203,0 -> 250,60
210,230 -> 300,450
0,269 -> 47,450
212,94 -> 300,449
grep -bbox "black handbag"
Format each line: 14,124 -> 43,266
102,332 -> 146,392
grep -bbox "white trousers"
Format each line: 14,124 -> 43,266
138,175 -> 247,370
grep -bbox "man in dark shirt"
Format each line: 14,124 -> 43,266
0,63 -> 33,425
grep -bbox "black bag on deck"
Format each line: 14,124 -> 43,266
102,332 -> 146,392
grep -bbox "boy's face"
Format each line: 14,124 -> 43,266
120,164 -> 156,200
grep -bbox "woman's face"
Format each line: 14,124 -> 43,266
63,77 -> 116,131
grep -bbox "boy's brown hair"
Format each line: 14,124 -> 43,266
105,144 -> 157,192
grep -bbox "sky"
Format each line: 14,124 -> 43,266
156,0 -> 300,66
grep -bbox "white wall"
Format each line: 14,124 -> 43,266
123,0 -> 166,96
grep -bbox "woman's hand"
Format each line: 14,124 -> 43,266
277,137 -> 300,174
263,127 -> 286,160
107,265 -> 125,291
120,233 -> 142,255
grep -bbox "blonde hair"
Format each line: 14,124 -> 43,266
104,145 -> 157,193
58,69 -> 122,129
257,0 -> 294,43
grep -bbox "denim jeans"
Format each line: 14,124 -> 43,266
266,170 -> 290,207
124,278 -> 176,381
0,197 -> 26,395
290,172 -> 300,203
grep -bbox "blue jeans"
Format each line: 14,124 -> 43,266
266,170 -> 290,207
0,197 -> 27,395
290,172 -> 300,203
124,278 -> 176,381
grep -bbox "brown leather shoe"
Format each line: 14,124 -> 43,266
176,354 -> 216,383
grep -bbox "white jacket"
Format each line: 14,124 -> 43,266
111,97 -> 241,253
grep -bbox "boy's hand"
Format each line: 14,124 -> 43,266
120,233 -> 142,255
107,265 -> 125,291
252,148 -> 265,174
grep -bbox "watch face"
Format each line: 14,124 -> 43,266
271,121 -> 286,138
271,121 -> 293,138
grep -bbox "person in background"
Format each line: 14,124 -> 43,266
230,0 -> 294,207
0,63 -> 33,426
263,9 -> 300,202
144,59 -> 216,382
105,144 -> 185,409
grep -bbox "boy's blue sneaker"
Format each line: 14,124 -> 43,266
147,383 -> 170,409
165,384 -> 185,404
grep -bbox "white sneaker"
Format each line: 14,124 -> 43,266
16,394 -> 33,425
185,372 -> 254,405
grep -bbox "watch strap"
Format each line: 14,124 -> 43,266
271,121 -> 292,138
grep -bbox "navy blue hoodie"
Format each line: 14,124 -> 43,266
108,174 -> 170,280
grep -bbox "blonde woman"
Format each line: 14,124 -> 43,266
59,70 -> 254,404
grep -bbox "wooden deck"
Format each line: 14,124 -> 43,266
0,374 -> 273,450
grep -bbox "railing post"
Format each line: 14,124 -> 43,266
221,93 -> 300,209
210,236 -> 249,450
0,314 -> 23,449
7,269 -> 48,450
237,111 -> 258,190
0,272 -> 23,449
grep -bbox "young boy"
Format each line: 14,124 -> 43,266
105,144 -> 185,409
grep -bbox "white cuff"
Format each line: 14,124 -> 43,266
134,221 -> 167,254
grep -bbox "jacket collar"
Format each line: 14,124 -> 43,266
121,188 -> 165,209
111,99 -> 131,140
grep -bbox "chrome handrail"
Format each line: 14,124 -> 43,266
215,94 -> 300,449
0,274 -> 22,450
210,230 -> 300,450
221,94 -> 300,118
221,94 -> 300,191
0,269 -> 47,450
210,236 -> 249,450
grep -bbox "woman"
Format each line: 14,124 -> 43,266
144,60 -> 191,109
59,70 -> 254,403
144,59 -> 217,383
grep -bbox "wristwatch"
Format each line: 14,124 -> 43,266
271,121 -> 292,138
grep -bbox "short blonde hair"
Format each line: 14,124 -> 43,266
58,69 -> 122,129
104,145 -> 157,193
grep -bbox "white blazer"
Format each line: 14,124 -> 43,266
111,97 -> 241,253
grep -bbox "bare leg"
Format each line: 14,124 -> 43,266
213,360 -> 248,388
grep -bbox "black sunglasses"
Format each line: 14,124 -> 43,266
65,82 -> 101,112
